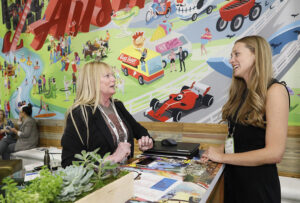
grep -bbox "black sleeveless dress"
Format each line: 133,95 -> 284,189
224,80 -> 289,203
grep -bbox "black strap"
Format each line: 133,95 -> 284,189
269,79 -> 290,107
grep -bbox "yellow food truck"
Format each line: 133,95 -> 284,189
118,45 -> 164,85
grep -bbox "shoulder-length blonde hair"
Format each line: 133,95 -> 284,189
222,35 -> 273,128
66,61 -> 112,116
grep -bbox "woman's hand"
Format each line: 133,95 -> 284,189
200,145 -> 224,163
108,142 -> 131,163
138,136 -> 153,151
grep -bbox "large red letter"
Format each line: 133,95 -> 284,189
111,0 -> 129,12
65,0 -> 84,36
30,0 -> 72,50
111,0 -> 145,12
91,0 -> 113,27
77,0 -> 96,32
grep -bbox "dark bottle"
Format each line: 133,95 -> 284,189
44,149 -> 51,169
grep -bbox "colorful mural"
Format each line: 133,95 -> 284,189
0,0 -> 299,125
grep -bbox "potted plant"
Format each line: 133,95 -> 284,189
0,148 -> 134,203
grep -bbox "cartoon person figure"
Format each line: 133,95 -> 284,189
104,30 -> 110,51
114,66 -> 121,81
20,54 -> 26,63
72,73 -> 77,93
7,77 -> 11,93
176,47 -> 187,72
117,78 -> 125,94
38,96 -> 44,114
38,76 -> 43,94
32,75 -> 37,94
159,0 -> 166,13
140,48 -> 147,72
69,20 -> 77,37
151,0 -> 160,18
42,75 -> 46,92
50,49 -> 53,64
200,27 -> 212,57
4,76 -> 8,94
63,76 -> 71,101
52,78 -> 57,98
61,53 -> 67,71
140,48 -> 147,62
168,49 -> 176,72
27,56 -> 32,66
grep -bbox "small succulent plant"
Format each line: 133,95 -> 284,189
73,148 -> 119,181
57,165 -> 94,202
58,148 -> 120,201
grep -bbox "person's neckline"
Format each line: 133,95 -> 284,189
100,99 -> 112,108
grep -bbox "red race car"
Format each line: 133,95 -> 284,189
145,81 -> 214,122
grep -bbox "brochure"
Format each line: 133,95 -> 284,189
134,172 -> 181,201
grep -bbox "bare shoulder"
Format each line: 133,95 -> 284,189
267,83 -> 288,97
266,83 -> 289,107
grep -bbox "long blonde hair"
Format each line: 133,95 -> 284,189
67,61 -> 112,115
64,62 -> 113,146
222,35 -> 273,128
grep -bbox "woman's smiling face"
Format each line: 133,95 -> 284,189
230,42 -> 256,83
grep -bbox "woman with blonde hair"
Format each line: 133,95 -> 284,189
201,35 -> 289,203
61,61 -> 153,168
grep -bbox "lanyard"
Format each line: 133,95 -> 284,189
228,90 -> 248,138
227,120 -> 236,138
98,100 -> 128,144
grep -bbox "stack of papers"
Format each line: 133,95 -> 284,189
134,172 -> 181,201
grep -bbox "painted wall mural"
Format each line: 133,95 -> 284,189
0,0 -> 299,125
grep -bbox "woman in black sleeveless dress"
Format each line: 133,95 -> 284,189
201,35 -> 290,203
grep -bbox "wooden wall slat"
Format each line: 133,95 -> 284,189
183,123 -> 227,134
140,122 -> 183,132
287,126 -> 300,137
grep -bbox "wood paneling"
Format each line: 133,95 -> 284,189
287,126 -> 300,137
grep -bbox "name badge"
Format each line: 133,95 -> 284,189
225,137 -> 234,154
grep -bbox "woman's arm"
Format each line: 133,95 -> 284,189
13,120 -> 34,138
205,84 -> 289,166
61,110 -> 87,168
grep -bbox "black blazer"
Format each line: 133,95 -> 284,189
176,50 -> 186,61
61,100 -> 151,168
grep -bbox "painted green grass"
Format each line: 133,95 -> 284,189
0,59 -> 26,111
289,88 -> 300,126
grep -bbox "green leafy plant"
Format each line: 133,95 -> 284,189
0,167 -> 62,203
73,148 -> 119,181
0,149 -> 126,203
